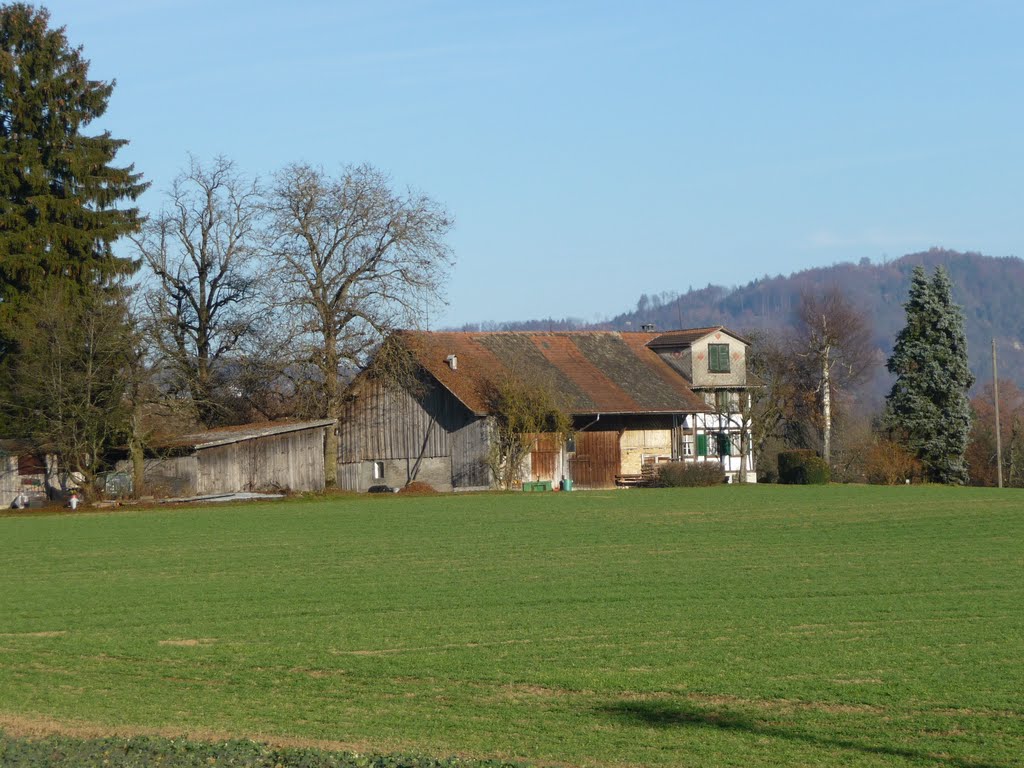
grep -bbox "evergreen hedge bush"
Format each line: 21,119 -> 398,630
778,450 -> 830,485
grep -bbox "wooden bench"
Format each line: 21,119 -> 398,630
615,473 -> 644,487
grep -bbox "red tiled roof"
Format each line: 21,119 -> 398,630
398,331 -> 711,416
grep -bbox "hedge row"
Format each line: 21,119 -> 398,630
0,732 -> 527,768
655,461 -> 726,487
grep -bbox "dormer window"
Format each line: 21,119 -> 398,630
708,343 -> 731,373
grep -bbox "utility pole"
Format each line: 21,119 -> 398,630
993,338 -> 1003,488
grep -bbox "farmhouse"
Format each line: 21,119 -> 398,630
120,419 -> 336,498
338,327 -> 756,491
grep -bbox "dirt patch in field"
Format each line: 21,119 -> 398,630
0,712 -> 383,757
496,683 -> 589,702
0,630 -> 66,639
158,638 -> 216,647
934,707 -> 1024,720
0,712 -> 547,768
397,481 -> 439,495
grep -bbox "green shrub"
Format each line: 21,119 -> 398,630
655,461 -> 726,487
778,450 -> 830,485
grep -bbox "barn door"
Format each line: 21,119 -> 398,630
529,433 -> 559,482
569,431 -> 620,489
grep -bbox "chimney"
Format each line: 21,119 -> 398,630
445,354 -> 458,371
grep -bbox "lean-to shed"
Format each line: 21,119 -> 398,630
126,419 -> 335,497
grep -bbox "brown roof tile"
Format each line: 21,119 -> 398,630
647,326 -> 750,348
398,331 -> 711,416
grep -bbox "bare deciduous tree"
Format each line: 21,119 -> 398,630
794,288 -> 875,466
480,372 -> 572,491
264,163 -> 454,485
132,156 -> 266,426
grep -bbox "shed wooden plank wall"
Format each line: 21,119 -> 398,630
196,427 -> 326,495
140,455 -> 200,497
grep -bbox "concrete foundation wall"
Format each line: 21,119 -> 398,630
345,456 -> 454,492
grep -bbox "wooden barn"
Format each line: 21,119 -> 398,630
338,327 -> 757,491
124,419 -> 335,498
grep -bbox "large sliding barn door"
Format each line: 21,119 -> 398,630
569,431 -> 620,489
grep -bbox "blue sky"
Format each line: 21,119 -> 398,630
41,1 -> 1024,328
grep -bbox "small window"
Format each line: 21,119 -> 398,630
715,390 -> 730,412
708,343 -> 731,373
681,434 -> 694,457
373,461 -> 385,480
716,433 -> 731,456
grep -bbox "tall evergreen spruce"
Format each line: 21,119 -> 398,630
885,265 -> 974,483
0,3 -> 146,334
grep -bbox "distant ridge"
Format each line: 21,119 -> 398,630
453,249 -> 1024,399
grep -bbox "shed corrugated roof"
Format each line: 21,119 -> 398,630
398,331 -> 711,416
157,419 -> 336,450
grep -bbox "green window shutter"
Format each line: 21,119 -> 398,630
708,343 -> 731,373
696,434 -> 708,456
718,433 -> 731,456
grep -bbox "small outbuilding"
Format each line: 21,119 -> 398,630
0,439 -> 48,508
122,420 -> 335,498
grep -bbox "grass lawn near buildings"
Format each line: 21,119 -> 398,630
0,485 -> 1022,767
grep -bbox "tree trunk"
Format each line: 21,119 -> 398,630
822,352 -> 832,466
323,335 -> 339,488
130,411 -> 145,498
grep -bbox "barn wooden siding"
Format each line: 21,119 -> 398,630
141,455 -> 200,497
338,378 -> 491,490
450,417 -> 491,488
570,431 -> 621,489
195,427 -> 326,495
135,424 -> 328,497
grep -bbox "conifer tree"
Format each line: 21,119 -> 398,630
885,265 -> 974,483
0,3 -> 146,337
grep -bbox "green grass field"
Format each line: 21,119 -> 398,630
1,486 -> 1022,767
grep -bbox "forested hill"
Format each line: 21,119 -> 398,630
460,249 -> 1024,393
